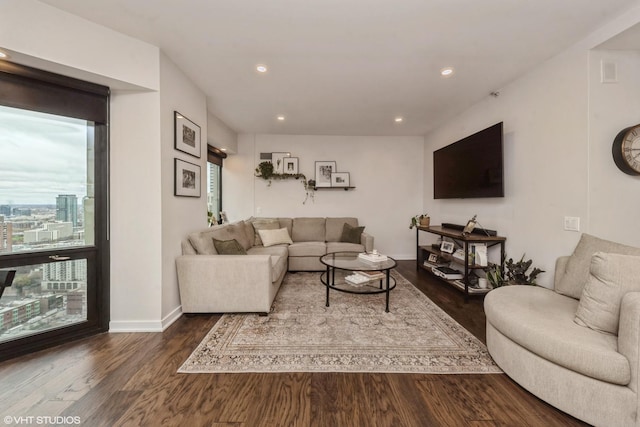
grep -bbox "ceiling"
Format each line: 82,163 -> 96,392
41,0 -> 639,136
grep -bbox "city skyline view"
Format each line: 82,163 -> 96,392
0,105 -> 89,205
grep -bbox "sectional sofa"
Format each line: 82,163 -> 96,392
485,234 -> 640,426
176,217 -> 373,314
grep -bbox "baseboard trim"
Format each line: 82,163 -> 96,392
109,320 -> 163,333
109,306 -> 183,333
161,305 -> 183,331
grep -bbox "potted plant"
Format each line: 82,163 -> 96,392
409,214 -> 430,229
485,254 -> 545,288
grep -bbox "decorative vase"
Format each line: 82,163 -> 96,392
420,217 -> 431,227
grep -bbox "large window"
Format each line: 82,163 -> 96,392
0,61 -> 109,360
207,145 -> 226,225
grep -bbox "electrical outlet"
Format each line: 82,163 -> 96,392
564,216 -> 580,232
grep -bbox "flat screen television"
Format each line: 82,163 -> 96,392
433,122 -> 504,199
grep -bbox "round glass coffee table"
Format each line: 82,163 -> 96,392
320,251 -> 397,312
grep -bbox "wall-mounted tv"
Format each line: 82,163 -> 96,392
433,122 -> 504,199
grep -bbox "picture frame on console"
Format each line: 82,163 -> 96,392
331,172 -> 350,187
174,111 -> 201,158
315,161 -> 336,187
174,158 -> 201,197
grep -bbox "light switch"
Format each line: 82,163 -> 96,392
564,216 -> 580,232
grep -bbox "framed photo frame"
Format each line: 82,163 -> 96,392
440,240 -> 455,254
315,161 -> 337,187
271,152 -> 290,174
174,111 -> 201,158
283,157 -> 299,174
331,172 -> 350,187
174,158 -> 201,197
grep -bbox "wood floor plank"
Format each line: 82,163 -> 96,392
0,261 -> 589,426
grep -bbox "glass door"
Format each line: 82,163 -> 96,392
0,62 -> 109,360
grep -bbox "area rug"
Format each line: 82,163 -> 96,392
178,271 -> 501,374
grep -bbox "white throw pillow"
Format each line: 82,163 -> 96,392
258,227 -> 293,247
574,252 -> 640,335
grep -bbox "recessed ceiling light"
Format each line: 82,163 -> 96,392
256,64 -> 268,73
440,67 -> 454,77
394,117 -> 404,123
277,115 -> 285,121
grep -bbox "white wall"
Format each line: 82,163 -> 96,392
588,49 -> 640,244
423,26 -> 640,288
225,134 -> 424,258
159,53 -> 208,325
208,113 -> 238,153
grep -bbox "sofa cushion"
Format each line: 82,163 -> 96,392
292,217 -> 326,242
247,245 -> 289,258
251,218 -> 281,246
575,253 -> 640,335
326,242 -> 365,253
258,228 -> 293,247
556,234 -> 640,299
278,218 -> 293,237
270,254 -> 288,283
188,222 -> 251,254
485,285 -> 630,385
326,217 -> 359,242
212,238 -> 247,255
340,223 -> 365,244
288,241 -> 326,257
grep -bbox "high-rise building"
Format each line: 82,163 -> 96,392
0,217 -> 12,253
56,194 -> 78,226
0,206 -> 10,217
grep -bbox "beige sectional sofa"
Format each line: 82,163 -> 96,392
176,217 -> 373,315
485,234 -> 640,427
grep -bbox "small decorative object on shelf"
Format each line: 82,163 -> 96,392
409,213 -> 430,229
358,250 -> 388,263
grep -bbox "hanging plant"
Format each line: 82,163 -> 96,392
255,161 -> 315,203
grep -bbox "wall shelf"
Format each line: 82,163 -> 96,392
313,186 -> 356,191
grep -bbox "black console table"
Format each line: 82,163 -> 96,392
415,225 -> 506,299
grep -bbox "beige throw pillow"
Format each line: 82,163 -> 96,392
575,252 -> 640,335
252,219 -> 280,246
556,234 -> 640,299
258,228 -> 293,247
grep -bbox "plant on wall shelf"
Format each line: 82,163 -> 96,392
409,213 -> 430,229
485,254 -> 545,288
255,161 -> 315,204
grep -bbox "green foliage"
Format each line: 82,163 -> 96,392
254,161 -> 315,204
486,254 -> 545,288
409,214 -> 429,229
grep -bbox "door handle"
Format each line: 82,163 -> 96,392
48,255 -> 71,261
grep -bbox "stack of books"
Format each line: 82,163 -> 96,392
431,266 -> 464,280
345,271 -> 385,286
358,252 -> 388,264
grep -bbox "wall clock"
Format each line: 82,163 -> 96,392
612,124 -> 640,176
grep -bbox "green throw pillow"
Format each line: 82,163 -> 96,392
340,223 -> 365,244
212,238 -> 247,255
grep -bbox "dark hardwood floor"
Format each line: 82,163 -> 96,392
0,260 -> 588,426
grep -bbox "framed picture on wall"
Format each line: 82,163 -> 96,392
175,158 -> 201,197
283,157 -> 299,174
331,172 -> 350,187
272,152 -> 290,174
174,111 -> 201,158
315,161 -> 336,187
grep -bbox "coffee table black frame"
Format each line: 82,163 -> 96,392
320,251 -> 398,312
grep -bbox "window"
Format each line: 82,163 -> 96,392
207,145 -> 226,225
0,61 -> 109,360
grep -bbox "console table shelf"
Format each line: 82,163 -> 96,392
415,225 -> 506,299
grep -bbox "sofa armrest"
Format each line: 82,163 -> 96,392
361,232 -> 374,253
553,255 -> 570,291
176,254 -> 273,313
618,291 -> 640,393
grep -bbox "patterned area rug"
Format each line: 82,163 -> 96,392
178,271 -> 501,373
